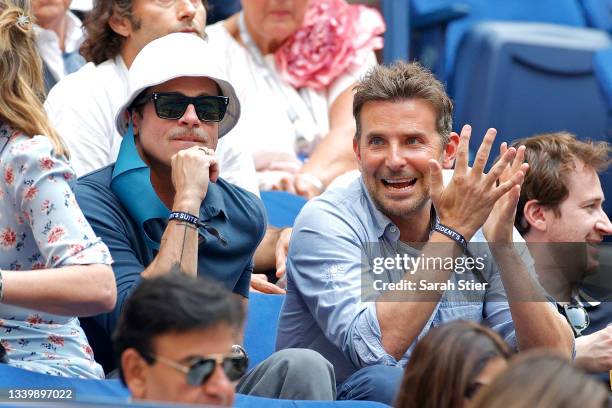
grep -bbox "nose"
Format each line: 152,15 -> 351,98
201,364 -> 234,405
177,0 -> 197,21
385,143 -> 406,172
178,104 -> 201,127
595,209 -> 612,236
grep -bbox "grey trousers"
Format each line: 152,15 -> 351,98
237,348 -> 336,400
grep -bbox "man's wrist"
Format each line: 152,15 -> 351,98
172,194 -> 202,213
299,172 -> 324,192
433,222 -> 470,252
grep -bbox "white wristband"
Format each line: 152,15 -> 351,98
299,172 -> 324,192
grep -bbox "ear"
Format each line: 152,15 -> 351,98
130,110 -> 141,137
442,132 -> 459,169
523,199 -> 548,233
353,137 -> 361,161
108,11 -> 133,38
121,349 -> 148,399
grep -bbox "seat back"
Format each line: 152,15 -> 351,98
578,0 -> 612,33
412,0 -> 587,81
244,293 -> 285,369
452,22 -> 612,217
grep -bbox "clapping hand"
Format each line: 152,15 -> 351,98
428,125 -> 528,242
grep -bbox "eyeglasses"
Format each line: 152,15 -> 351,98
144,345 -> 248,386
133,92 -> 229,122
562,304 -> 590,337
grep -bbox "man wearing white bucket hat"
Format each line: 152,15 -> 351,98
74,32 -> 336,401
44,0 -> 292,295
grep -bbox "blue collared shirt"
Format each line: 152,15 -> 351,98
74,135 -> 266,372
276,177 -> 526,382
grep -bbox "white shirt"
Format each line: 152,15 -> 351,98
206,22 -> 377,190
34,11 -> 85,81
44,56 -> 260,195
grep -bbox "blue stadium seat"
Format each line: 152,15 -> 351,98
452,22 -> 612,216
0,364 -> 129,404
0,365 -> 391,407
207,0 -> 241,25
411,0 -> 587,82
244,293 -> 285,369
578,0 -> 612,33
594,47 -> 612,108
452,22 -> 611,153
593,47 -> 612,220
260,191 -> 307,228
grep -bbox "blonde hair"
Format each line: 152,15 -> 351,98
0,0 -> 68,157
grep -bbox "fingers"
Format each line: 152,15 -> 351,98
209,158 -> 219,183
472,128 -> 497,174
493,162 -> 528,201
250,274 -> 286,294
486,145 -> 517,186
428,159 -> 443,202
454,126 -> 471,174
275,228 -> 291,278
280,176 -> 297,194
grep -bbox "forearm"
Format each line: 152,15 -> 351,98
1,264 -> 116,316
301,125 -> 357,187
253,226 -> 279,272
492,244 -> 573,356
300,86 -> 357,187
377,233 -> 462,359
142,195 -> 200,279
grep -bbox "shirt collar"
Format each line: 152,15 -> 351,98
556,288 -> 601,308
34,11 -> 84,53
358,177 -> 397,240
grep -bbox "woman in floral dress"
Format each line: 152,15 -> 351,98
0,0 -> 115,378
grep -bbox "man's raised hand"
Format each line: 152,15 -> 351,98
429,125 -> 525,241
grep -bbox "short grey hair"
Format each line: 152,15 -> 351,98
353,62 -> 453,145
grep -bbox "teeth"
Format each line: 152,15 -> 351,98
384,179 -> 414,184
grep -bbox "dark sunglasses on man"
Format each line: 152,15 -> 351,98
143,344 -> 248,386
560,303 -> 590,337
132,92 -> 229,122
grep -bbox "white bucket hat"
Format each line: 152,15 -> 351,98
115,33 -> 240,138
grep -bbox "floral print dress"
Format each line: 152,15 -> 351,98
0,123 -> 112,378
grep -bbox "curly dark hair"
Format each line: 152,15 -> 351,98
80,0 -> 208,65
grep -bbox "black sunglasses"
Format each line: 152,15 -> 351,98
133,92 -> 229,122
561,304 -> 590,337
144,345 -> 248,386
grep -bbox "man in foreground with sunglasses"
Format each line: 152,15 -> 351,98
114,273 -> 247,405
74,33 -> 336,400
515,132 -> 612,383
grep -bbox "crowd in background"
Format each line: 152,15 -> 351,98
0,0 -> 610,407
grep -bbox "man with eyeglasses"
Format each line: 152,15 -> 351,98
74,33 -> 336,400
113,273 -> 247,405
515,132 -> 612,383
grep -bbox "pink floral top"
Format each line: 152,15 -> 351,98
0,123 -> 111,378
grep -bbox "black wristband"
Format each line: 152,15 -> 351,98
169,211 -> 199,226
168,212 -> 228,247
434,222 -> 468,253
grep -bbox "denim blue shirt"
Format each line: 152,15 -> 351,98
276,177 -> 528,382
